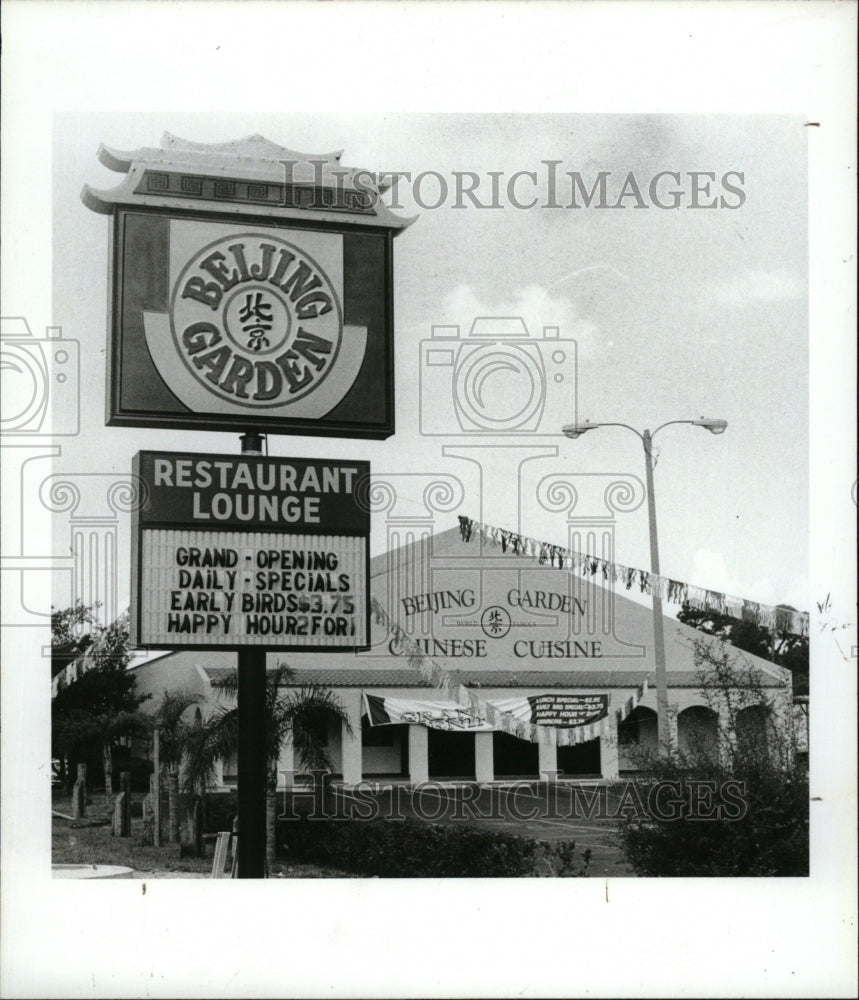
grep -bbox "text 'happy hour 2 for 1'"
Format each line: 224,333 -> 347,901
131,452 -> 370,649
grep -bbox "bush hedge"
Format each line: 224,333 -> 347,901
618,765 -> 809,877
615,637 -> 810,877
202,791 -> 238,834
277,816 -> 589,878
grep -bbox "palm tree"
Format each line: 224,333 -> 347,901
185,664 -> 352,870
98,711 -> 151,816
151,689 -> 201,843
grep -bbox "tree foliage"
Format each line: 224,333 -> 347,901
51,600 -> 99,678
152,689 -> 201,770
51,605 -> 150,794
151,688 -> 203,843
184,664 -> 353,786
676,602 -> 808,696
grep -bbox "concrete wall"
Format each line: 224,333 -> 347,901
362,726 -> 405,775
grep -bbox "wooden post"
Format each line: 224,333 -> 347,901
112,795 -> 124,836
142,776 -> 155,845
120,771 -> 132,836
152,725 -> 161,847
71,763 -> 87,819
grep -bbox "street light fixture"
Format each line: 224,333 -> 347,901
561,416 -> 728,757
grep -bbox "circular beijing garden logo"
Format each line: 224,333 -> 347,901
170,234 -> 343,408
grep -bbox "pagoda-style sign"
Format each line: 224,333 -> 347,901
83,134 -> 415,439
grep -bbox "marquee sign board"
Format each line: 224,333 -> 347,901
83,134 -> 414,439
130,450 -> 370,651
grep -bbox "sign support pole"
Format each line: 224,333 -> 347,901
152,726 -> 161,847
237,431 -> 268,878
237,646 -> 267,878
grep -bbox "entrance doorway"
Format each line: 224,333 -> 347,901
557,738 -> 601,777
492,732 -> 539,778
427,729 -> 475,779
362,722 -> 409,777
618,706 -> 658,772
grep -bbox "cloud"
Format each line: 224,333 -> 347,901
436,283 -> 598,344
709,269 -> 804,306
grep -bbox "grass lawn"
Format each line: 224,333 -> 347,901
51,791 -> 351,877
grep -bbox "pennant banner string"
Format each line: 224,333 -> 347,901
458,516 -> 809,639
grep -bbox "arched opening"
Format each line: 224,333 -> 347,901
736,704 -> 773,759
677,705 -> 719,763
287,709 -> 340,780
618,706 -> 657,772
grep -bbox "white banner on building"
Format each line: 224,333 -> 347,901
363,692 -> 609,733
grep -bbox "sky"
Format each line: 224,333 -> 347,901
49,111 -> 809,618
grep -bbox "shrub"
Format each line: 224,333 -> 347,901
617,638 -> 808,877
618,761 -> 808,877
277,815 -> 590,878
202,791 -> 238,833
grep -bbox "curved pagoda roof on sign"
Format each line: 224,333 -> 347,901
81,132 -> 416,232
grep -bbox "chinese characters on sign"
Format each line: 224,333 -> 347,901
83,136 -> 413,439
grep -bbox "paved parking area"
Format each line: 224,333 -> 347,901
324,781 -> 635,877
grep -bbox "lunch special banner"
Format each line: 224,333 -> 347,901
363,693 -> 609,733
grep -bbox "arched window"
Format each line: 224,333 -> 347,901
618,706 -> 657,771
736,704 -> 773,758
678,705 -> 719,763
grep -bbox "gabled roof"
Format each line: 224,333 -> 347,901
185,522 -> 790,692
81,133 -> 416,231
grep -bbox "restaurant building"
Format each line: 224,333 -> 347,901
127,521 -> 793,786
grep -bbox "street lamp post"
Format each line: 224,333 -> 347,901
561,417 -> 727,757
